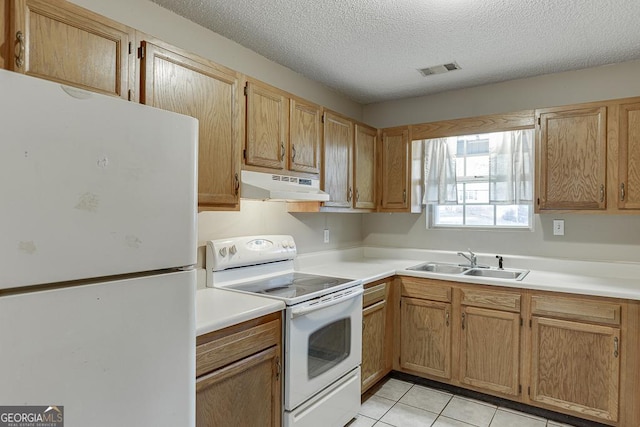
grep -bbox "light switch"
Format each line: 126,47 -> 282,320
553,219 -> 565,236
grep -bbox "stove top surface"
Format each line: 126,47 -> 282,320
224,272 -> 356,303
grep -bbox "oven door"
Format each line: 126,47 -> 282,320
284,285 -> 363,410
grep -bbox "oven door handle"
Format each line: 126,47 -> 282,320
290,287 -> 363,318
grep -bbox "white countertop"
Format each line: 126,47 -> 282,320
196,287 -> 284,336
197,246 -> 640,337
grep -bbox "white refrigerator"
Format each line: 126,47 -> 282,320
0,69 -> 198,426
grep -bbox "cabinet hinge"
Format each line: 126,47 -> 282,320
518,384 -> 522,394
128,42 -> 132,55
275,356 -> 281,380
322,113 -> 325,124
528,386 -> 531,396
243,149 -> 246,159
127,89 -> 133,101
520,317 -> 523,327
244,84 -> 248,97
529,319 -> 532,328
537,117 -> 541,126
138,45 -> 145,59
536,198 -> 540,206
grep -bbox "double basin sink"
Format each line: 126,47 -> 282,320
407,262 -> 529,281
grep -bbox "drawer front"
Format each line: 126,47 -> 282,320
531,295 -> 621,325
461,288 -> 521,312
401,278 -> 451,302
363,282 -> 387,307
196,318 -> 280,377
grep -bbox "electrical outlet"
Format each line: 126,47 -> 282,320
553,219 -> 564,236
323,228 -> 330,243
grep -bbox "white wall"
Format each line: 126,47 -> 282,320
362,59 -> 640,263
68,0 -> 362,119
363,60 -> 640,128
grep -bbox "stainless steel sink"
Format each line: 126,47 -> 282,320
463,268 -> 529,281
406,262 -> 470,274
406,261 -> 528,281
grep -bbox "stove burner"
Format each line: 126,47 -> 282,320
229,272 -> 352,300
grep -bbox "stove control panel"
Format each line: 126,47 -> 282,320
206,235 -> 297,272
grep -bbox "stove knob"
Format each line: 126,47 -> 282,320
219,247 -> 227,257
288,240 -> 295,249
229,245 -> 237,255
281,241 -> 289,249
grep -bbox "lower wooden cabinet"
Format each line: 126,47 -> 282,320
361,280 -> 393,393
195,312 -> 282,427
393,277 -> 640,426
460,306 -> 520,396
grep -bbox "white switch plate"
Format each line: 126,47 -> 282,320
323,228 -> 330,243
553,219 -> 565,236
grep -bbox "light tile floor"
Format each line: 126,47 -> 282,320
353,378 -> 577,427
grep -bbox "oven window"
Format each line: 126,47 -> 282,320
307,317 -> 351,379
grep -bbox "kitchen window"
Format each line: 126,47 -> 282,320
423,129 -> 534,229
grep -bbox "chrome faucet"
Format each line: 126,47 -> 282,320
457,249 -> 477,268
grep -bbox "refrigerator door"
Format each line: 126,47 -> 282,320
0,270 -> 196,427
0,70 -> 198,289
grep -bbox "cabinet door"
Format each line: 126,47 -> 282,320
323,112 -> 353,208
245,81 -> 288,170
289,98 -> 321,174
362,299 -> 387,392
459,306 -> 520,396
380,127 -> 410,211
140,41 -> 242,209
400,297 -> 451,379
530,317 -> 620,422
9,0 -> 133,98
354,124 -> 377,209
536,107 -> 607,210
196,346 -> 281,427
618,102 -> 640,209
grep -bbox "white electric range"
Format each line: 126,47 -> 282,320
206,235 -> 363,427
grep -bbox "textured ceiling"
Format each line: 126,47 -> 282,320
150,0 -> 640,104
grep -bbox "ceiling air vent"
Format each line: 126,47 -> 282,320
418,62 -> 461,77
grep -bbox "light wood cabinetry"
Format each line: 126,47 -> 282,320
529,294 -> 620,423
1,0 -> 7,69
244,79 -> 322,177
617,101 -> 640,209
290,97 -> 322,174
459,288 -> 521,397
399,278 -> 452,379
245,80 -> 288,171
380,126 -> 410,211
8,0 -> 134,99
139,40 -> 242,210
361,280 -> 393,393
536,106 -> 608,211
354,124 -> 377,209
196,312 -> 281,427
323,111 -> 353,208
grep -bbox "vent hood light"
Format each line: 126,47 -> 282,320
240,170 -> 330,202
418,61 -> 461,77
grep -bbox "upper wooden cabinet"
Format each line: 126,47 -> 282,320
536,106 -> 608,211
617,102 -> 640,209
244,80 -> 321,176
290,98 -> 322,174
139,40 -> 242,210
8,0 -> 134,99
354,124 -> 377,209
380,127 -> 411,212
323,111 -> 353,208
245,80 -> 288,171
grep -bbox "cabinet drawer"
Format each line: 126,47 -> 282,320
401,278 -> 451,302
196,318 -> 280,377
363,282 -> 387,307
461,288 -> 521,312
531,295 -> 621,325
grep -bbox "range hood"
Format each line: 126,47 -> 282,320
241,170 -> 330,202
